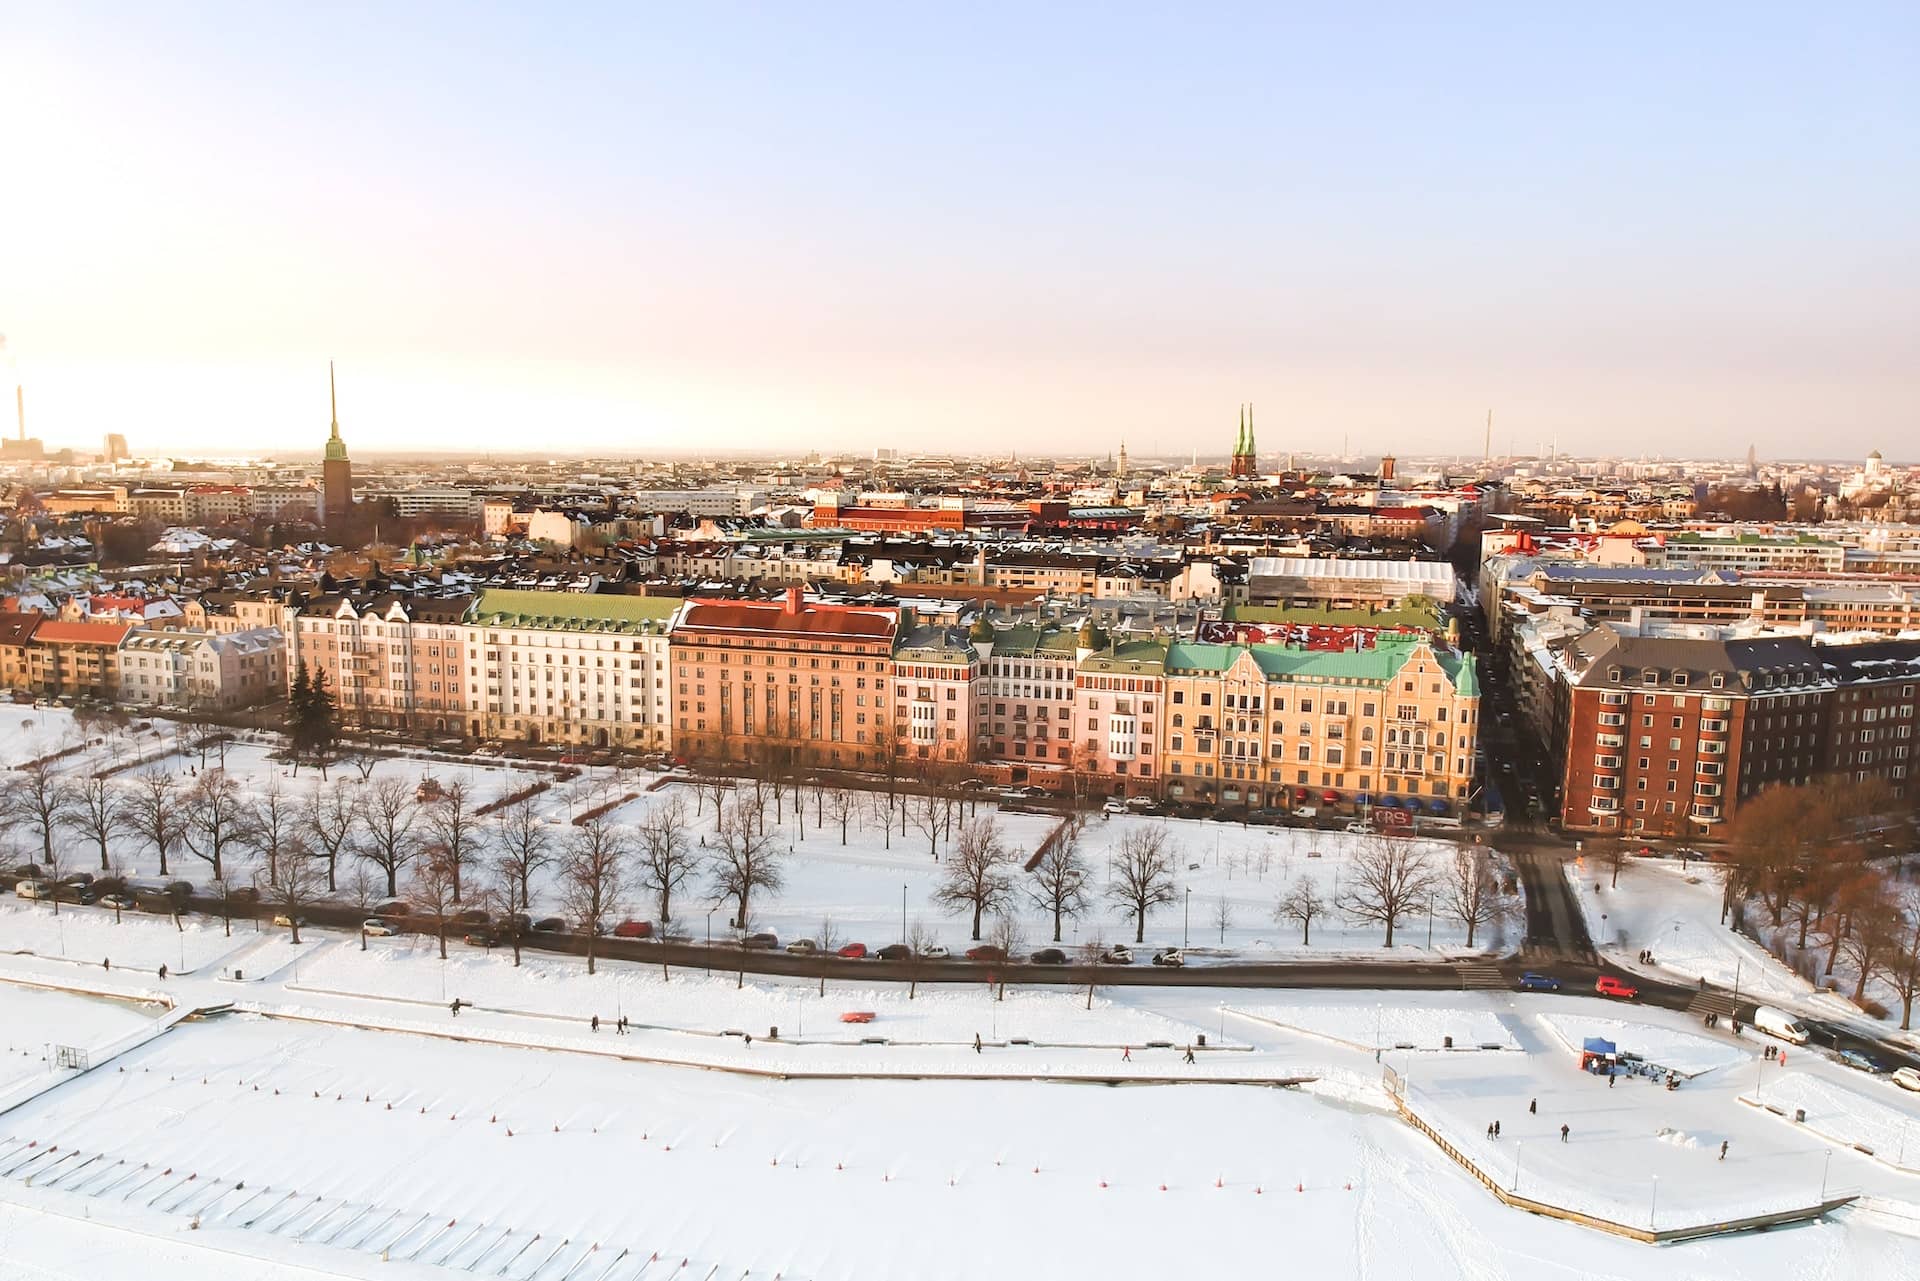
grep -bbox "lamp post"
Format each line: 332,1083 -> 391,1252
1183,887 -> 1192,949
1820,1147 -> 1834,1202
901,883 -> 908,945
1426,894 -> 1435,949
1511,1140 -> 1524,1192
1649,1174 -> 1658,1231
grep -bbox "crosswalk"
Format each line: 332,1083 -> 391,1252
1687,989 -> 1744,1020
1457,964 -> 1509,992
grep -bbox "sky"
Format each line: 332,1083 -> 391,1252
2,3 -> 1916,461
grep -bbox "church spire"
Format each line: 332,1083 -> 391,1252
329,360 -> 339,440
1246,402 -> 1255,457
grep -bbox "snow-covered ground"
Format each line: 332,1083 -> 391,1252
1537,1012 -> 1748,1078
0,984 -> 160,1091
6,906 -> 1920,1278
1230,997 -> 1518,1051
1741,1069 -> 1920,1174
7,706 -> 1499,960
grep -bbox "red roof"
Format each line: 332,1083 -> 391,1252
31,621 -> 137,646
0,615 -> 42,646
677,597 -> 896,640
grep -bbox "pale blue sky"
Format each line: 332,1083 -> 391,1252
3,3 -> 1915,458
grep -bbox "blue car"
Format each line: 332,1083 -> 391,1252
1517,972 -> 1561,992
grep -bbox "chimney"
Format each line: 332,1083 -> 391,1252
784,585 -> 803,615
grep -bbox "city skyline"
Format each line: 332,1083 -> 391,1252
5,5 -> 1916,458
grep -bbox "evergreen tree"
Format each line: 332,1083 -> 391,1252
307,668 -> 339,763
287,663 -> 313,754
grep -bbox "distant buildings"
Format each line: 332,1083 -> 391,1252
322,363 -> 354,528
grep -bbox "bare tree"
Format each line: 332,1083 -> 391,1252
1593,837 -> 1631,890
424,779 -> 480,901
180,770 -> 252,883
826,788 -> 858,845
1336,836 -> 1435,948
558,818 -> 627,974
1838,877 -> 1899,1002
243,779 -> 306,881
488,855 -> 529,966
1025,815 -> 1090,942
906,790 -> 946,859
1107,825 -> 1179,944
1879,888 -> 1920,1031
635,795 -> 697,925
2,762 -> 69,870
263,841 -> 327,944
697,771 -> 731,820
60,776 -> 126,872
302,779 -> 358,892
986,909 -> 1025,960
355,775 -> 421,897
345,863 -> 381,950
866,791 -> 894,850
1275,875 -> 1327,945
1442,847 -> 1512,949
407,845 -> 462,960
1211,896 -> 1234,944
934,816 -> 1015,940
815,915 -> 842,954
709,796 -> 783,933
490,793 -> 553,908
340,742 -> 380,783
126,770 -> 184,877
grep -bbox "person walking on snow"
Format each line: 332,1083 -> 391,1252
1122,1045 -> 1131,1062
1719,1140 -> 1729,1162
1493,1121 -> 1501,1138
591,1015 -> 599,1033
1560,1124 -> 1570,1143
1528,1098 -> 1537,1115
973,1033 -> 982,1054
1184,1045 -> 1196,1064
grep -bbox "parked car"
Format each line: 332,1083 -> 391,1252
1517,972 -> 1561,992
1030,947 -> 1068,965
362,918 -> 401,936
1836,1048 -> 1886,1075
965,945 -> 1007,963
60,872 -> 94,887
918,945 -> 951,960
98,893 -> 138,911
531,916 -> 568,933
741,931 -> 779,950
875,943 -> 913,961
785,938 -> 819,955
13,879 -> 50,900
1125,796 -> 1155,812
1594,975 -> 1638,1000
1100,946 -> 1133,965
1151,948 -> 1185,967
463,929 -> 497,948
837,942 -> 869,959
1343,821 -> 1372,834
271,913 -> 302,928
1101,799 -> 1127,816
1290,806 -> 1319,819
612,920 -> 652,939
56,883 -> 98,904
1893,1066 -> 1920,1092
1753,1005 -> 1811,1045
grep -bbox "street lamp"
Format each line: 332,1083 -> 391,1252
1510,1140 -> 1524,1192
901,883 -> 908,945
1183,886 -> 1192,949
1820,1147 -> 1834,1202
1649,1174 -> 1658,1231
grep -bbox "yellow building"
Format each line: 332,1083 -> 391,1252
1160,635 -> 1481,814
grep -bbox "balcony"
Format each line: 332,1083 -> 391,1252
1588,797 -> 1621,815
1690,803 -> 1723,824
1597,733 -> 1625,749
1701,718 -> 1729,734
1598,713 -> 1627,728
1594,754 -> 1622,769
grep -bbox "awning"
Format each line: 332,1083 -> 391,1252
1378,795 -> 1400,809
1428,799 -> 1449,814
1356,792 -> 1372,806
1321,790 -> 1341,804
1581,1036 -> 1617,1057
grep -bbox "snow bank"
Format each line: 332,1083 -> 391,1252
1231,1001 -> 1516,1051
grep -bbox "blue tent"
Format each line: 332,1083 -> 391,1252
1428,799 -> 1449,814
1378,795 -> 1400,809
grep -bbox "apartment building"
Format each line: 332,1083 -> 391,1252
463,589 -> 675,749
974,621 -> 1081,772
889,618 -> 979,767
117,627 -> 285,711
287,593 -> 472,733
1074,636 -> 1168,798
21,620 -> 137,699
668,588 -> 900,769
1161,635 -> 1480,812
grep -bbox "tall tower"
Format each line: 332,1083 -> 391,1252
322,361 -> 354,528
1229,403 -> 1257,478
1116,439 -> 1129,480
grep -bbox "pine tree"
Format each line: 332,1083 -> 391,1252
287,663 -> 313,755
307,668 -> 339,764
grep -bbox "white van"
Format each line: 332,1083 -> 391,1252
1752,1005 -> 1810,1045
1893,1066 -> 1920,1093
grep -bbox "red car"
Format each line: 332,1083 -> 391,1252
1595,975 -> 1639,1000
612,920 -> 652,939
965,945 -> 1007,963
837,942 -> 868,959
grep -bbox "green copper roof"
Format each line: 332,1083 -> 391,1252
1455,652 -> 1481,699
472,589 -> 678,632
1078,639 -> 1168,675
1165,635 -> 1474,691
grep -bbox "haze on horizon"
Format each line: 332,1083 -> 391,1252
3,4 -> 1915,461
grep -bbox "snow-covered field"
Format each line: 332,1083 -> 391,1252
1741,1070 -> 1920,1173
6,707 -> 1498,960
1230,997 -> 1518,1051
1537,1013 -> 1748,1078
0,984 -> 160,1091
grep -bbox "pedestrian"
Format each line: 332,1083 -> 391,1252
450,999 -> 459,1018
1494,1121 -> 1501,1138
973,1033 -> 982,1054
1486,1123 -> 1495,1140
744,1033 -> 752,1046
591,1015 -> 599,1033
1184,1045 -> 1196,1064
1560,1124 -> 1569,1143
1122,1045 -> 1131,1062
103,957 -> 110,972
1528,1098 -> 1537,1115
1608,1070 -> 1615,1088
1719,1140 -> 1728,1162
158,964 -> 168,980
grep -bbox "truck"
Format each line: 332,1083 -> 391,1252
1752,1005 -> 1810,1045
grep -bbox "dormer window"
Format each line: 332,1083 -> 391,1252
1711,673 -> 1724,689
1673,672 -> 1688,687
1642,669 -> 1658,685
1608,667 -> 1621,682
